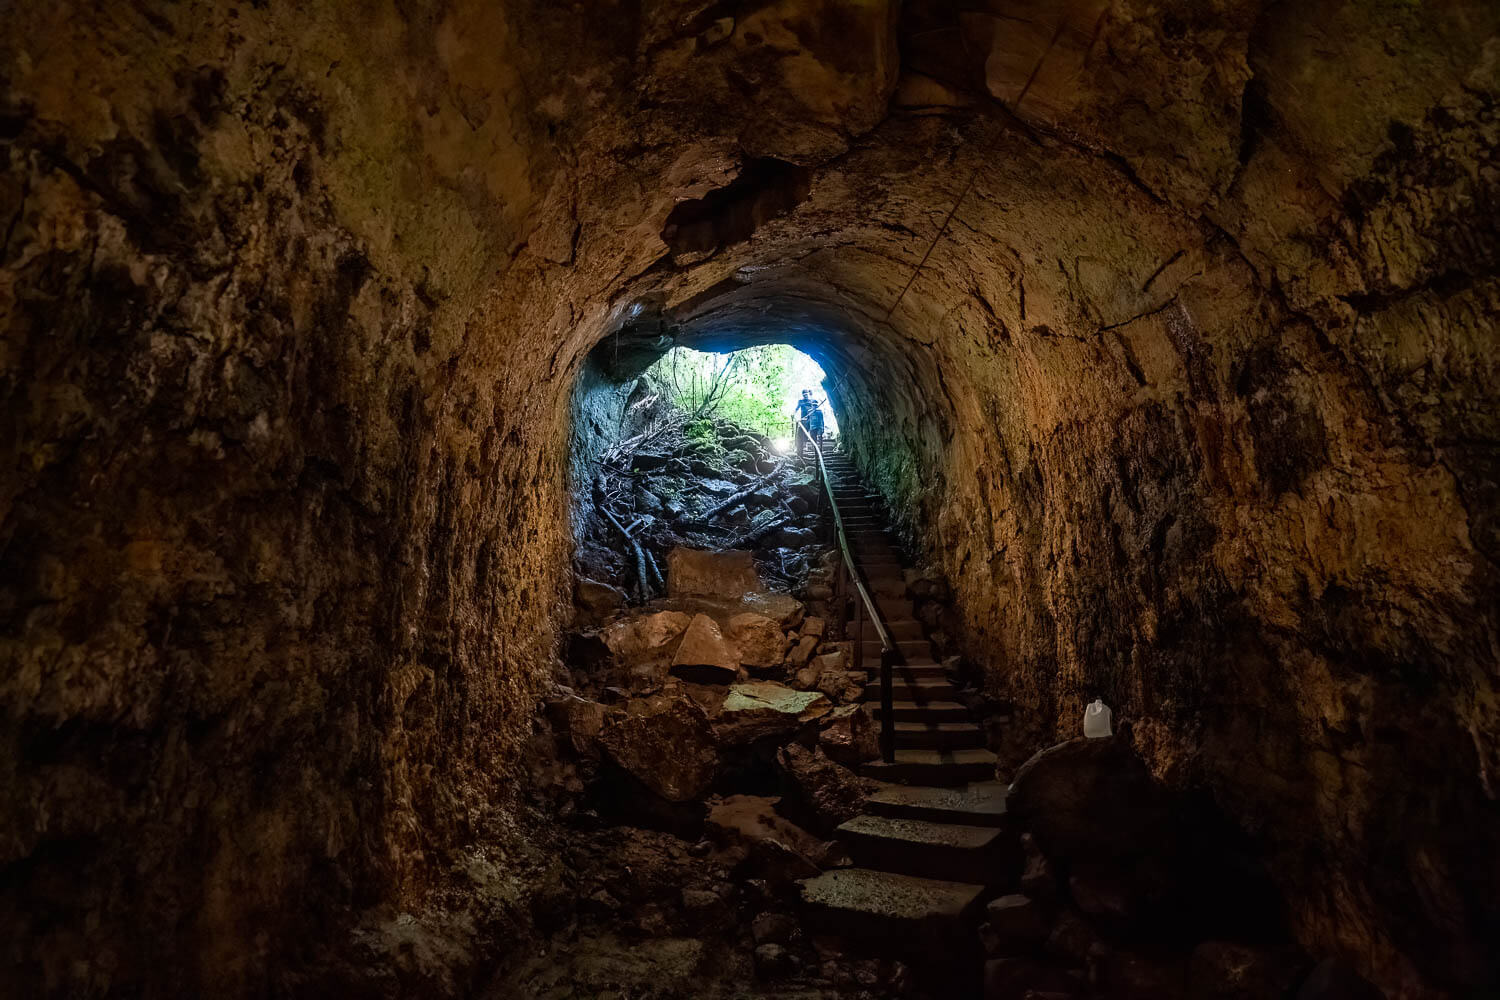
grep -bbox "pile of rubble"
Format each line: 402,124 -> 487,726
555,547 -> 878,821
512,545 -> 933,992
577,416 -> 832,603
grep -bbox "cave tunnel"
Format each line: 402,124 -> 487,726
2,1 -> 1499,998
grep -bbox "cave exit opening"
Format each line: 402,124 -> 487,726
645,343 -> 840,453
567,325 -> 857,612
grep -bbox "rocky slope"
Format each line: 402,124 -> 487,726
2,1 -> 1497,997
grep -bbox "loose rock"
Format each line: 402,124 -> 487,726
816,704 -> 879,765
574,577 -> 627,616
981,894 -> 1048,955
776,742 -> 877,835
714,681 -> 831,745
786,634 -> 819,670
602,611 -> 693,669
667,546 -> 761,599
705,794 -> 828,884
597,696 -> 718,802
751,912 -> 798,945
728,612 -> 787,672
670,613 -> 741,684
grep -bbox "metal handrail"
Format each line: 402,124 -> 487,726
793,416 -> 899,762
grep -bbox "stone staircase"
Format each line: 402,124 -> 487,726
798,448 -> 1014,988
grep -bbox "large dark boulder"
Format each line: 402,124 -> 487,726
597,695 -> 719,802
775,742 -> 876,836
1007,737 -> 1176,862
1009,738 -> 1289,948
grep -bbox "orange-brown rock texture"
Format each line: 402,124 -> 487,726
2,1 -> 1497,997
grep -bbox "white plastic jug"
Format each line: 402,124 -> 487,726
1083,699 -> 1113,738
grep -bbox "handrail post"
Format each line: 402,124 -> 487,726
880,645 -> 896,764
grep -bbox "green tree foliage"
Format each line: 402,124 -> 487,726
648,344 -> 830,436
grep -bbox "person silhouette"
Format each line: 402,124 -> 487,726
792,389 -> 825,460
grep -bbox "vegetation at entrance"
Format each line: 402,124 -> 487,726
648,344 -> 832,436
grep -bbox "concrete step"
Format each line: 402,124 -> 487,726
862,678 -> 958,701
862,639 -> 933,661
889,663 -> 946,679
838,813 -> 1009,883
798,868 -> 986,957
860,619 -> 923,641
860,748 -> 998,786
873,700 -> 972,722
892,721 -> 987,750
865,781 -> 1009,827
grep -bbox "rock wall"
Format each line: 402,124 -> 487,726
0,4 -> 584,994
3,0 -> 1498,997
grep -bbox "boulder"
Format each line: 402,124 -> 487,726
817,704 -> 879,765
815,668 -> 862,704
980,895 -> 1048,956
722,434 -> 764,453
668,547 -> 762,599
634,489 -> 664,514
688,458 -> 723,477
574,577 -> 627,616
751,912 -> 798,946
793,663 -> 822,689
601,611 -> 693,678
706,794 -> 829,884
776,526 -> 817,546
597,696 -> 718,802
754,943 -> 796,979
714,681 -> 832,745
670,613 -> 741,684
801,616 -> 827,640
729,612 -> 787,671
784,472 -> 822,503
546,694 -> 609,756
786,634 -> 819,669
739,591 -> 805,628
776,742 -> 877,836
1007,737 -> 1174,862
632,452 -> 671,470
